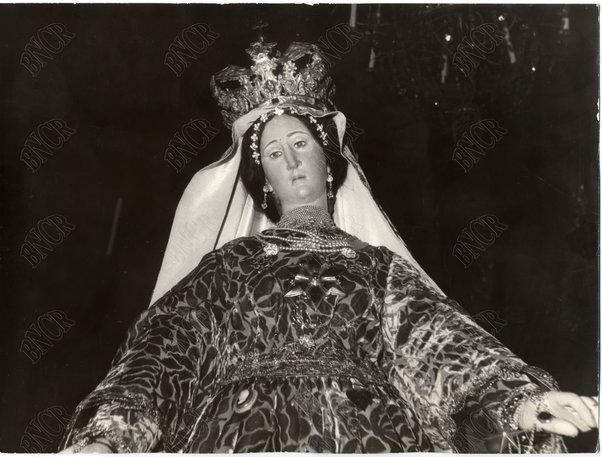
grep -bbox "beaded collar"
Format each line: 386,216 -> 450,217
259,205 -> 357,258
276,205 -> 336,232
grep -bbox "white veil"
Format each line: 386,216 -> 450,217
150,103 -> 444,304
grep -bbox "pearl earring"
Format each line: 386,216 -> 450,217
327,171 -> 334,199
262,183 -> 270,210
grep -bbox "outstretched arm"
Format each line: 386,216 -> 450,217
379,253 -> 594,452
59,250 -> 226,453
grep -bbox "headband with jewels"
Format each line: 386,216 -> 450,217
210,40 -> 336,129
248,106 -> 329,165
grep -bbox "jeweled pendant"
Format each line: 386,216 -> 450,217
263,243 -> 279,256
341,248 -> 357,259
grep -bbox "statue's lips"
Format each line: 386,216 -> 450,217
291,175 -> 306,184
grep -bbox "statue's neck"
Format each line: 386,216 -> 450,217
277,205 -> 335,230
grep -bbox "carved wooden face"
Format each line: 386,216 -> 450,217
260,114 -> 328,213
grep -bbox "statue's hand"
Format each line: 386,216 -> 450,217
59,439 -> 113,453
518,392 -> 598,436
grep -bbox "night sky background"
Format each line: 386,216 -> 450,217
0,4 -> 599,453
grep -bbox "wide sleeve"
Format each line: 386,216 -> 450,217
59,249 -> 228,453
379,253 -> 566,453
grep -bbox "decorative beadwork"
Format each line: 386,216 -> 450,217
250,132 -> 260,164
498,385 -> 542,432
532,391 -> 552,426
72,436 -> 92,453
326,171 -> 334,198
263,243 -> 279,256
277,205 -> 337,231
261,183 -> 270,209
219,341 -> 389,390
259,206 -> 356,258
341,248 -> 357,259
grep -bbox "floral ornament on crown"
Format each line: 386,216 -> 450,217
210,40 -> 336,128
249,106 -> 329,165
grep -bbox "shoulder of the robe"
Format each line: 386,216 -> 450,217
215,235 -> 263,254
385,253 -> 446,298
353,242 -> 396,265
188,236 -> 261,267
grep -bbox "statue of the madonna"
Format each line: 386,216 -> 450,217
59,40 -> 597,453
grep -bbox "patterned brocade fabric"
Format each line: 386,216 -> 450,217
380,256 -> 566,453
60,229 -> 566,453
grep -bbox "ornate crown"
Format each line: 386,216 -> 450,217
210,40 -> 336,128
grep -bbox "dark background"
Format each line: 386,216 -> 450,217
0,3 -> 598,453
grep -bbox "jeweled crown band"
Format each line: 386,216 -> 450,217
258,95 -> 328,111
